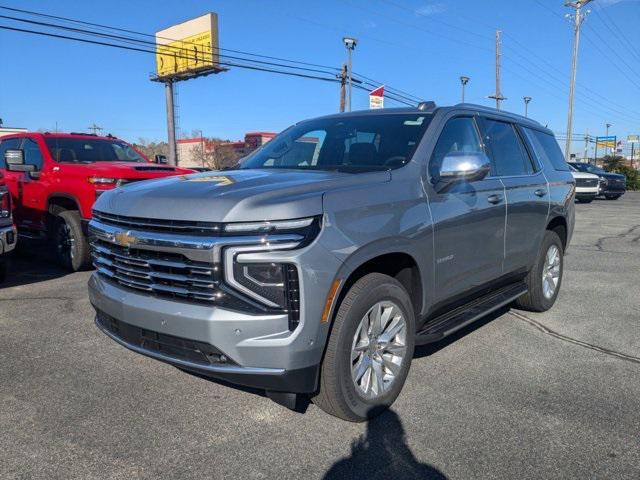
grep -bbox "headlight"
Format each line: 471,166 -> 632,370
224,217 -> 314,233
88,176 -> 119,185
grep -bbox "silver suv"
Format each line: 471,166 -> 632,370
88,103 -> 575,421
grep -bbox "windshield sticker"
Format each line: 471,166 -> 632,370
181,175 -> 234,186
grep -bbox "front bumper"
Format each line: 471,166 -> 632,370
0,224 -> 17,255
88,233 -> 341,393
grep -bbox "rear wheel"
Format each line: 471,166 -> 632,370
312,273 -> 415,422
53,210 -> 91,272
515,230 -> 564,312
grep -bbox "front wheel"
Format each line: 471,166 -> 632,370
576,198 -> 594,204
515,230 -> 564,312
605,194 -> 621,200
312,273 -> 415,422
53,210 -> 91,272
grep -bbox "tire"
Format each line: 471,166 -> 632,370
312,273 -> 415,422
53,210 -> 91,272
604,194 -> 621,200
576,198 -> 593,204
515,230 -> 564,312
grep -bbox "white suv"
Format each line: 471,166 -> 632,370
569,165 -> 599,203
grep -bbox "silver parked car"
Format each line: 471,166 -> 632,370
88,103 -> 575,421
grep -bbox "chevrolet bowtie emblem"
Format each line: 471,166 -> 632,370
113,231 -> 137,248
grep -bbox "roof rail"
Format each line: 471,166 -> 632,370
69,132 -> 97,136
417,101 -> 436,111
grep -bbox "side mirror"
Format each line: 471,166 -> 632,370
438,151 -> 491,183
5,149 -> 35,173
154,154 -> 167,164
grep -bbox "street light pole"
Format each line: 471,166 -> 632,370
523,96 -> 532,118
459,76 -> 470,103
563,0 -> 592,160
342,37 -> 357,112
606,122 -> 612,157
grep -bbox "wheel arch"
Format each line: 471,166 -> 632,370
546,215 -> 568,250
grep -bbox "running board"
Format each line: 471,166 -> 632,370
415,282 -> 527,345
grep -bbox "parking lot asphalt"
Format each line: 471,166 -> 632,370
1,193 -> 639,480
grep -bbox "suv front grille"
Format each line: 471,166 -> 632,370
93,210 -> 222,235
97,311 -> 236,366
91,239 -> 220,303
576,178 -> 598,187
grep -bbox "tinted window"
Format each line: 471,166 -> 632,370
568,162 -> 602,174
524,128 -> 570,171
0,138 -> 21,169
22,138 -> 44,169
241,114 -> 432,171
483,119 -> 533,176
44,138 -> 146,163
429,117 -> 483,178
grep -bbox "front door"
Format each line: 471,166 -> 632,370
426,116 -> 506,303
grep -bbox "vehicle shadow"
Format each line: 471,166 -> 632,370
0,250 -> 69,289
323,409 -> 446,479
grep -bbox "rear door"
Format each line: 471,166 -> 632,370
479,118 -> 549,274
427,115 -> 506,302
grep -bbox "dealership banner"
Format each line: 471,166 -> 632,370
369,85 -> 384,109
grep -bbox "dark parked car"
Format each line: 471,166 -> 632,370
569,162 -> 626,200
89,103 -> 575,421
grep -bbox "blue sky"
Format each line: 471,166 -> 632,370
1,0 -> 639,155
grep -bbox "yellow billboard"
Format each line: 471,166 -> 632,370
155,13 -> 219,79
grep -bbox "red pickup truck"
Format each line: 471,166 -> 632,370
0,172 -> 17,281
0,132 -> 193,271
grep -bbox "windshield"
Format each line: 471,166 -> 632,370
240,113 -> 432,172
45,137 -> 146,163
571,162 -> 604,174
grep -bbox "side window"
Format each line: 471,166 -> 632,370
21,138 -> 44,170
429,117 -> 483,178
523,128 -> 570,171
0,138 -> 22,169
483,119 -> 533,177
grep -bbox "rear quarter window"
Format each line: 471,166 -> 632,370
523,128 -> 570,172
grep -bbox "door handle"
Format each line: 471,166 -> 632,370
534,188 -> 547,197
487,194 -> 503,204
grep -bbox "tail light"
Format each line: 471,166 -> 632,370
0,190 -> 10,218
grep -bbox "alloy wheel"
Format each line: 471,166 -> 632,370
351,301 -> 407,399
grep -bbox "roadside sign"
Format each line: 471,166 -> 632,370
627,135 -> 639,144
369,85 -> 384,109
596,136 -> 616,148
155,13 -> 219,80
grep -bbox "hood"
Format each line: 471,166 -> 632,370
79,162 -> 193,177
94,168 -> 391,223
570,171 -> 599,180
598,171 -> 626,180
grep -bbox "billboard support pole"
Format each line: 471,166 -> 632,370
165,79 -> 177,166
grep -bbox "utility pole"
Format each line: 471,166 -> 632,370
605,122 -> 612,157
523,96 -> 532,117
564,0 -> 592,160
342,37 -> 357,112
165,80 -> 177,166
488,30 -> 505,110
88,123 -> 103,135
583,128 -> 589,161
459,76 -> 470,103
338,64 -> 348,113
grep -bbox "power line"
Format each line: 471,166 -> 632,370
0,4 -> 422,107
592,5 -> 640,61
